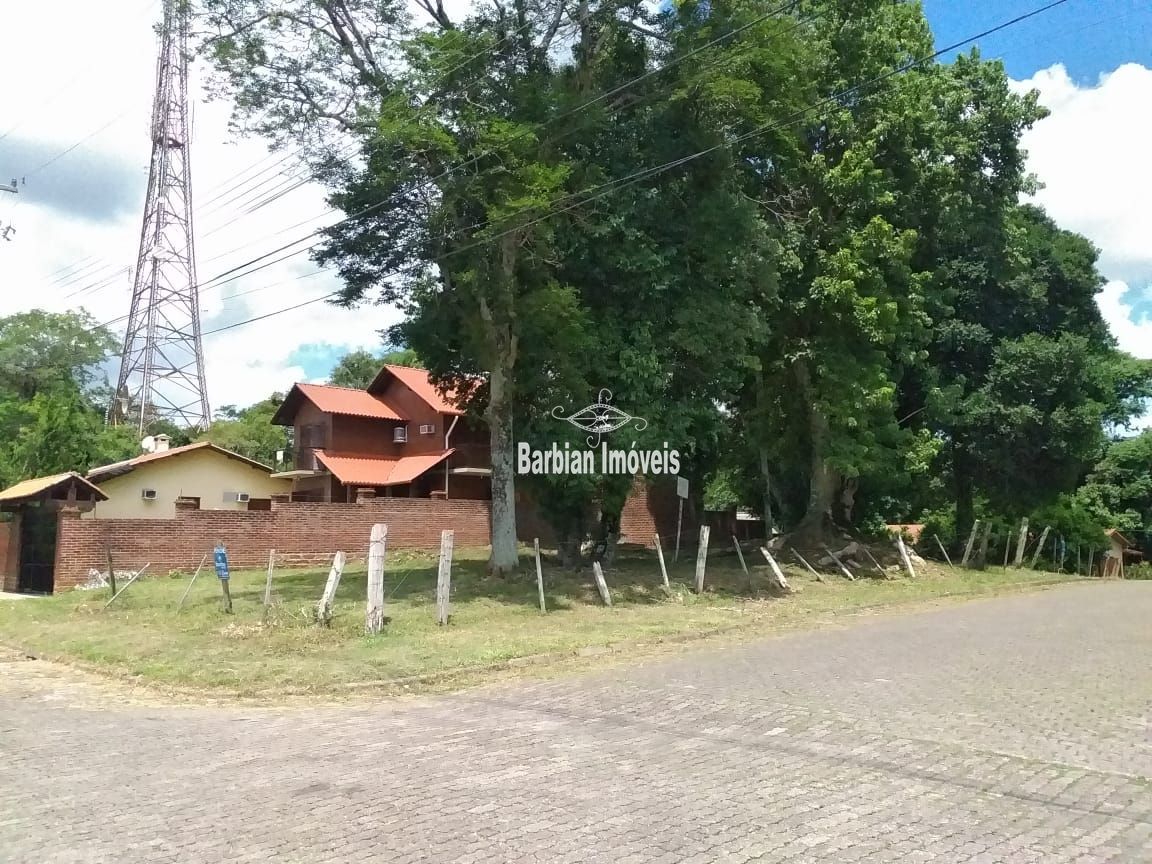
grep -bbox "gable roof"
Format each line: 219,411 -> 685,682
1106,528 -> 1133,547
0,472 -> 108,504
271,382 -> 404,425
367,365 -> 464,416
87,442 -> 274,483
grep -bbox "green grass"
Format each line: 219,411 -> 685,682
0,545 -> 1081,696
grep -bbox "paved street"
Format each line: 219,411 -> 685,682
2,582 -> 1151,863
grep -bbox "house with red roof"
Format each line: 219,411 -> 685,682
270,365 -> 491,502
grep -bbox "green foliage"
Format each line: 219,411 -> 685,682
198,394 -> 289,466
328,346 -> 423,389
1076,430 -> 1152,546
194,0 -> 1152,560
0,310 -> 130,488
703,468 -> 740,512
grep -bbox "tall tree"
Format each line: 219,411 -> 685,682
200,0 -> 674,574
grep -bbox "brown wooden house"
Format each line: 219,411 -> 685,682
270,364 -> 491,502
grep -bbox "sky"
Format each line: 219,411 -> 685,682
0,0 -> 1149,420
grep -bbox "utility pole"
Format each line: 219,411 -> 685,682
0,178 -> 17,244
109,0 -> 210,434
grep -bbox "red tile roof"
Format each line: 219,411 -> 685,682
371,365 -> 464,415
293,383 -> 404,420
314,449 -> 454,486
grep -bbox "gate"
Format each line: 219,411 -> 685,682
18,507 -> 57,594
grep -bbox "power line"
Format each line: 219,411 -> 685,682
170,0 -> 1076,338
74,0 -> 1073,350
178,0 -> 809,295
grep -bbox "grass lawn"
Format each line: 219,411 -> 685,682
0,545 -> 1081,697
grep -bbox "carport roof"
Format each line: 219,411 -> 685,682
0,472 -> 108,504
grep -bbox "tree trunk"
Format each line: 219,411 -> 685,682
758,447 -> 776,539
791,361 -> 836,544
953,439 -> 975,551
480,235 -> 522,577
486,359 -> 519,576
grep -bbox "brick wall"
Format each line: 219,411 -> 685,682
53,497 -> 492,590
50,478 -> 698,590
618,477 -> 700,547
0,520 -> 15,593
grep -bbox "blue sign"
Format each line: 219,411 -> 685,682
214,546 -> 230,581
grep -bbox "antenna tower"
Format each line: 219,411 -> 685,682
111,0 -> 209,434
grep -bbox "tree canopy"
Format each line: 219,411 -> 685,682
195,0 -> 1152,568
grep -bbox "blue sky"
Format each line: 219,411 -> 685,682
923,0 -> 1151,82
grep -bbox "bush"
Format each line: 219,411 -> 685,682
1125,562 -> 1152,580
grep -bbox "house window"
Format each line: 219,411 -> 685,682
299,423 -> 326,448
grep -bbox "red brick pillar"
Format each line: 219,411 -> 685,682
53,506 -> 83,593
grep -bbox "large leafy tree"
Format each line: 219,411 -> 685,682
1077,430 -> 1152,548
0,310 -> 136,486
200,0 -> 623,574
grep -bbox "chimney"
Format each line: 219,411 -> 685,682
154,434 -> 171,453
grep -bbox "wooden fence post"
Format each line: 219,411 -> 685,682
792,549 -> 824,582
105,548 -> 117,595
895,535 -> 916,579
961,520 -> 982,568
261,550 -> 276,625
861,544 -> 888,578
1014,517 -> 1029,566
759,547 -> 791,592
694,526 -> 710,594
592,561 -> 612,606
102,564 -> 150,610
822,545 -> 856,581
533,539 -> 547,613
315,550 -> 347,626
1030,526 -> 1051,570
732,536 -> 753,592
654,534 -> 671,593
933,534 -> 953,567
176,552 -> 209,613
365,523 -> 388,635
974,523 -> 992,570
436,530 -> 454,626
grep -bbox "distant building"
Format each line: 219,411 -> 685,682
270,364 -> 491,502
84,436 -> 291,519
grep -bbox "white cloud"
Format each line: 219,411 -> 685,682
1012,63 -> 1152,428
0,0 -> 404,417
1013,62 -> 1152,286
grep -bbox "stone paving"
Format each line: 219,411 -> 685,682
1,582 -> 1150,863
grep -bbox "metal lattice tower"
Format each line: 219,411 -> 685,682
111,0 -> 209,434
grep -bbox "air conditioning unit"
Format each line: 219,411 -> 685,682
235,492 -> 251,503
141,488 -> 158,500
419,424 -> 436,435
393,426 -> 408,443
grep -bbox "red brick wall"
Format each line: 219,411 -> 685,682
53,497 -> 492,590
617,477 -> 700,547
0,520 -> 15,593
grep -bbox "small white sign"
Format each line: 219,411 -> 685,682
677,476 -> 689,499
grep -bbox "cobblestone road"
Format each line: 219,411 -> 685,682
2,582 -> 1151,863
